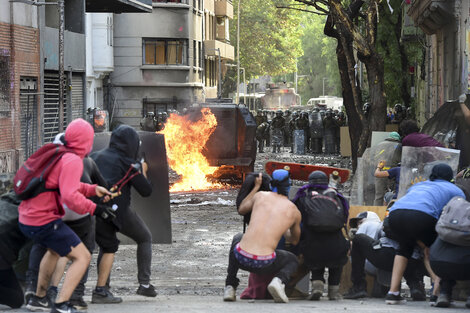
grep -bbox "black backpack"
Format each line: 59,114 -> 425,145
301,188 -> 346,232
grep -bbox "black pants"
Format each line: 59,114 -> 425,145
0,267 -> 23,308
225,233 -> 298,288
431,260 -> 470,296
388,209 -> 437,258
27,215 -> 95,299
350,234 -> 424,289
96,210 -> 152,285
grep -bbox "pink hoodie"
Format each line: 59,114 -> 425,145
19,118 -> 99,226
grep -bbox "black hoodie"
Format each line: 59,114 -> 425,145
90,125 -> 152,228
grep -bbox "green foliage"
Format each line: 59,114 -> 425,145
230,0 -> 304,79
296,13 -> 341,104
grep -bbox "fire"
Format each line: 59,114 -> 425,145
159,108 -> 221,192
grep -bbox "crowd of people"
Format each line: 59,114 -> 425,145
225,115 -> 470,308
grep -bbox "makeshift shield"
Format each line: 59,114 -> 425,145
397,146 -> 460,199
93,131 -> 171,244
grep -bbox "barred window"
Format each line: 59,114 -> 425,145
143,39 -> 188,65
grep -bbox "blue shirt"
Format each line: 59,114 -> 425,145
389,179 -> 466,219
387,167 -> 400,198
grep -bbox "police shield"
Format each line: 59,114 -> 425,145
293,130 -> 305,154
309,112 -> 323,138
397,146 -> 460,198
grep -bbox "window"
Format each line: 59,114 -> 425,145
198,41 -> 202,68
143,39 -> 188,65
193,40 -> 197,67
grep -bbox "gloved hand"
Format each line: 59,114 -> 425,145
459,93 -> 467,103
95,204 -> 117,220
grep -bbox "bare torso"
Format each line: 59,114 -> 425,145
239,191 -> 300,256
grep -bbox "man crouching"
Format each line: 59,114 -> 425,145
223,170 -> 301,303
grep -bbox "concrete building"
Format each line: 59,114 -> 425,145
407,0 -> 470,120
0,1 -> 40,177
108,0 -> 234,127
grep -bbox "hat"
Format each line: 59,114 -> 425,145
308,170 -> 328,186
349,211 -> 381,228
388,131 -> 401,141
271,169 -> 291,196
429,163 -> 453,182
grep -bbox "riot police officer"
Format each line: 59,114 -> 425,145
294,111 -> 310,154
271,110 -> 285,153
309,107 -> 324,154
254,110 -> 265,126
256,122 -> 270,153
392,103 -> 405,124
140,112 -> 156,131
283,110 -> 292,147
323,109 -> 337,154
289,111 -> 299,153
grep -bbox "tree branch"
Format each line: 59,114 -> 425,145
276,5 -> 327,14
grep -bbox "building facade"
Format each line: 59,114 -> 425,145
107,0 -> 234,128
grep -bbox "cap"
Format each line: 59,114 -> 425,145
349,211 -> 381,228
429,163 -> 453,182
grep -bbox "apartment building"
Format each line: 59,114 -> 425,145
108,0 -> 234,127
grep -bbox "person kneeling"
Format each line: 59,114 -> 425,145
223,170 -> 301,303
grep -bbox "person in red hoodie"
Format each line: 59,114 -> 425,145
18,118 -> 113,313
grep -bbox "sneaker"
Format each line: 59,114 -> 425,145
69,297 -> 87,312
24,284 -> 35,305
136,284 -> 157,297
328,285 -> 341,300
26,295 -> 51,312
385,293 -> 406,305
343,286 -> 368,299
51,301 -> 77,313
91,287 -> 122,304
429,294 -> 438,306
47,286 -> 58,304
409,281 -> 426,301
267,277 -> 289,303
223,285 -> 236,302
435,294 -> 451,308
308,280 -> 324,301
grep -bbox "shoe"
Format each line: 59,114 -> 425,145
136,284 -> 157,297
328,285 -> 341,300
24,283 -> 35,305
69,297 -> 87,312
410,284 -> 426,301
343,286 -> 368,299
435,294 -> 451,308
223,285 -> 236,302
308,280 -> 324,301
385,293 -> 406,304
51,301 -> 77,313
47,286 -> 58,304
267,277 -> 289,303
429,294 -> 438,306
26,295 -> 51,312
466,296 -> 470,308
91,287 -> 122,304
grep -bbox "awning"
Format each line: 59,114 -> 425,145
86,0 -> 152,13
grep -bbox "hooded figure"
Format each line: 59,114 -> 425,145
90,124 -> 156,299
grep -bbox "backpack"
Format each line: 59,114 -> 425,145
436,196 -> 470,246
13,143 -> 73,200
301,188 -> 346,232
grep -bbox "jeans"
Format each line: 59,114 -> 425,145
225,233 -> 298,288
430,260 -> 470,296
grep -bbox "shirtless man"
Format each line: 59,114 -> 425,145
223,170 -> 301,303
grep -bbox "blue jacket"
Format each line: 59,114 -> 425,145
389,179 -> 465,219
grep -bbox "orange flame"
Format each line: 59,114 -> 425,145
159,108 -> 221,192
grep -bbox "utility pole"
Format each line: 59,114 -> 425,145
323,77 -> 327,96
236,0 -> 240,104
58,0 -> 64,131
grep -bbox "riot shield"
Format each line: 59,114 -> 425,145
93,131 -> 172,244
271,128 -> 284,147
293,130 -> 305,154
397,146 -> 460,199
309,112 -> 323,138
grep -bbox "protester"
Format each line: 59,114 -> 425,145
385,163 -> 465,305
91,124 -> 154,302
293,170 -> 349,301
374,160 -> 401,204
399,120 -> 443,147
223,169 -> 301,303
19,118 -> 113,313
344,211 -> 426,301
0,191 -> 29,309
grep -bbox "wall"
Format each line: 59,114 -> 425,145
0,2 -> 40,172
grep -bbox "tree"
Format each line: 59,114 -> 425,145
230,0 -> 304,79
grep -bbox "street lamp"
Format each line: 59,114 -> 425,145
227,64 -> 245,105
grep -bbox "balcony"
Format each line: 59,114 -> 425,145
407,0 -> 453,35
215,0 -> 233,18
204,40 -> 234,60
